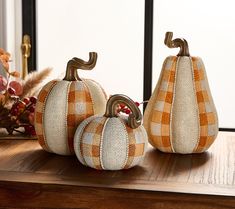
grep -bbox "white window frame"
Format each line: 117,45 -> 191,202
0,0 -> 22,75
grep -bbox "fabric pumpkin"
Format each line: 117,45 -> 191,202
35,52 -> 108,155
74,94 -> 148,170
144,32 -> 218,154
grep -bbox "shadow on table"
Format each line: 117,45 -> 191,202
146,147 -> 211,178
8,144 -> 211,184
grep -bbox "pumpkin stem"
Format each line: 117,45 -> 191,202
63,52 -> 98,81
104,94 -> 142,129
164,32 -> 190,56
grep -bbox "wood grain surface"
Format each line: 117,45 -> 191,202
0,132 -> 234,209
0,129 -> 37,140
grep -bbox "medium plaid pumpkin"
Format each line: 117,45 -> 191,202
35,53 -> 108,155
74,94 -> 148,170
144,32 -> 218,154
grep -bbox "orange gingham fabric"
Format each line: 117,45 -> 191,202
86,79 -> 108,100
80,117 -> 107,170
124,125 -> 146,169
192,57 -> 217,152
35,80 -> 58,152
149,56 -> 177,152
67,81 -> 94,154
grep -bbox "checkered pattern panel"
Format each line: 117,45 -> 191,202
149,56 -> 177,152
35,80 -> 58,152
67,81 -> 94,154
86,79 -> 108,100
80,117 -> 107,170
124,126 -> 146,169
192,57 -> 218,152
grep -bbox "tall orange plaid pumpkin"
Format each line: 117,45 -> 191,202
144,32 -> 218,154
35,52 -> 108,155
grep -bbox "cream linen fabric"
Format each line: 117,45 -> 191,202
101,118 -> 128,170
84,79 -> 107,115
171,57 -> 199,153
44,81 -> 71,155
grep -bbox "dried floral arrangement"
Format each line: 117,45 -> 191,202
0,48 -> 51,136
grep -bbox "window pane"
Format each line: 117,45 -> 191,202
37,0 -> 144,103
153,0 -> 235,128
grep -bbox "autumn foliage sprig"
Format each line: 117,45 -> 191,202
0,48 -> 37,135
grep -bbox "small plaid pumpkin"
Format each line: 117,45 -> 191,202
74,94 -> 148,170
144,32 -> 218,154
35,52 -> 108,155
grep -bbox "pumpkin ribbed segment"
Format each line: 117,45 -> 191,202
124,125 -> 147,169
79,116 -> 107,170
170,57 -> 199,153
44,81 -> 71,155
67,81 -> 94,154
35,80 -> 58,152
101,118 -> 128,170
74,115 -> 98,165
145,56 -> 177,152
191,57 -> 218,152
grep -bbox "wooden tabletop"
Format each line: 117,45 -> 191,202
0,132 -> 234,209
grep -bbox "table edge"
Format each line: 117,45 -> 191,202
0,170 -> 234,197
